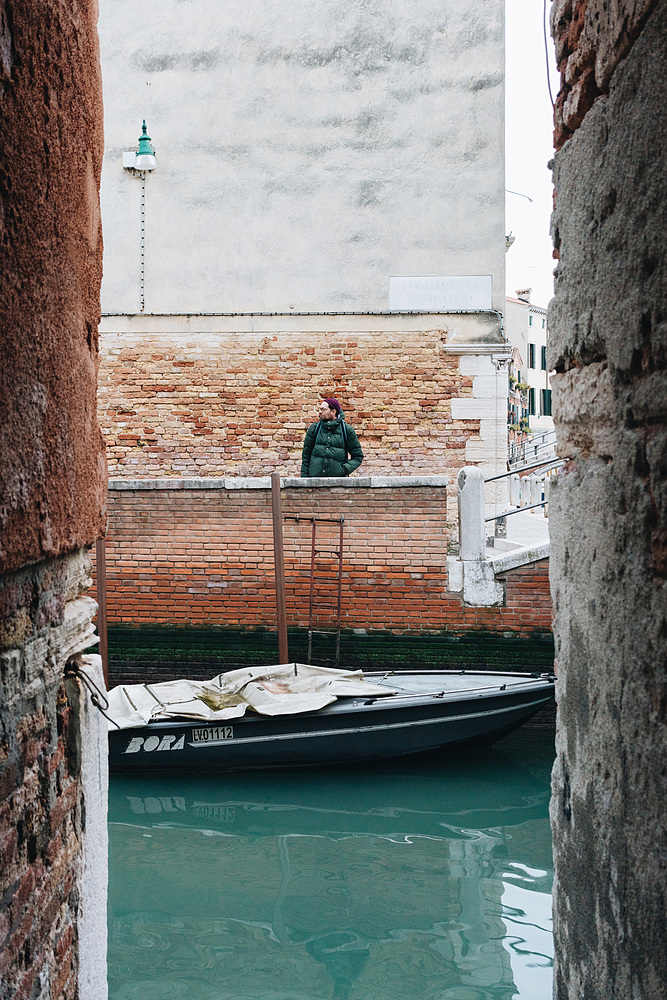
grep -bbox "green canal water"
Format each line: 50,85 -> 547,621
108,728 -> 555,1000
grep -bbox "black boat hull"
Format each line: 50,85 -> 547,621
108,671 -> 554,771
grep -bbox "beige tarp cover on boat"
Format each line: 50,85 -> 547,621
107,663 -> 399,730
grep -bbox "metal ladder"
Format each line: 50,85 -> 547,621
285,515 -> 345,665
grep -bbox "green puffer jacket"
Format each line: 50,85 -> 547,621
300,414 -> 364,478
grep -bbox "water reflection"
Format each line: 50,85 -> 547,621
108,731 -> 554,999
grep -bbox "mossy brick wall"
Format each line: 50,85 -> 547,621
98,328 -> 481,479
103,625 -> 555,689
90,482 -> 552,647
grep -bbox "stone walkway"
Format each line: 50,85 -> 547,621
486,509 -> 550,556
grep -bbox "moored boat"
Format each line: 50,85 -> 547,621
107,666 -> 554,771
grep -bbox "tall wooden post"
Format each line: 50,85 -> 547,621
271,472 -> 289,663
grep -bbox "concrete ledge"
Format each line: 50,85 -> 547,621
490,541 -> 550,575
282,477 -> 372,488
370,475 -> 448,487
224,478 -> 271,489
108,478 -> 228,490
100,313 -> 501,335
109,476 -> 449,491
284,476 -> 448,488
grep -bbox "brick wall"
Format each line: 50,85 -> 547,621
98,326 -> 484,480
0,553 -> 99,1000
0,687 -> 79,999
497,560 -> 553,634
92,480 -> 552,645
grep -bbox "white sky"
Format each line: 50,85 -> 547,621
505,0 -> 560,309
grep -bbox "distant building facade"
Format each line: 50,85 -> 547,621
504,290 -> 554,437
507,345 -> 530,448
95,0 -> 509,513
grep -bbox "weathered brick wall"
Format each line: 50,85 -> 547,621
549,2 -> 667,997
0,553 -> 100,1000
98,326 -> 482,480
91,481 -> 552,643
0,686 -> 78,1000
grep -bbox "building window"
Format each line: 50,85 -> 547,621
529,344 -> 535,368
541,345 -> 547,370
542,318 -> 546,329
529,387 -> 536,415
541,388 -> 552,416
529,315 -> 533,326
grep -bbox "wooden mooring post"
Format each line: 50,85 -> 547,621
271,472 -> 290,663
95,537 -> 109,688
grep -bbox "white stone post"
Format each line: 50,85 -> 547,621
544,473 -> 551,517
457,466 -> 486,560
509,473 -> 520,507
453,466 -> 504,606
533,473 -> 545,508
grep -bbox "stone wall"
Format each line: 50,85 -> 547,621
549,1 -> 667,996
0,0 -> 107,575
551,0 -> 660,149
0,2 -> 108,996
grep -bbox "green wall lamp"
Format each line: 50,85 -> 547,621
121,121 -> 156,312
122,121 -> 157,173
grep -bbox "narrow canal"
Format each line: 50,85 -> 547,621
108,727 -> 555,999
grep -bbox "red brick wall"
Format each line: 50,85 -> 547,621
98,328 -> 479,479
93,483 -> 552,637
497,560 -> 553,634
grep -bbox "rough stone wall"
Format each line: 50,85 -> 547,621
551,0 -> 660,149
0,0 -> 107,573
548,2 -> 667,996
0,1 -> 108,996
90,481 -> 552,641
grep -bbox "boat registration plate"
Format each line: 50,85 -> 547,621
191,725 -> 234,744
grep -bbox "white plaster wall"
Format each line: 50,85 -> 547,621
98,0 -> 505,314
